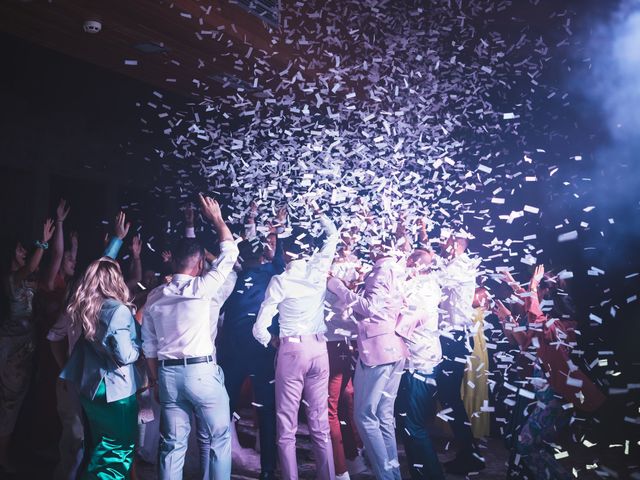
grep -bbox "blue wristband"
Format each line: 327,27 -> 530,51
35,241 -> 49,250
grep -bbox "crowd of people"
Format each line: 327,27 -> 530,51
0,195 -> 607,480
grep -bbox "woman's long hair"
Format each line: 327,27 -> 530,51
67,257 -> 132,341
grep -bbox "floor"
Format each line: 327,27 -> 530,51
133,410 -> 509,480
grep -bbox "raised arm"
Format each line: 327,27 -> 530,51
14,219 -> 55,283
189,194 -> 239,297
244,201 -> 258,240
184,204 -> 196,238
42,199 -> 70,290
69,231 -> 78,262
416,217 -> 430,247
502,270 -> 526,296
253,276 -> 285,347
126,234 -> 143,289
307,213 -> 339,274
395,213 -> 413,254
523,265 -> 545,321
270,206 -> 288,273
494,299 -> 534,349
103,211 -> 130,260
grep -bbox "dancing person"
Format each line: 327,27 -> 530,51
497,265 -> 606,478
0,218 -> 55,474
49,212 -> 132,480
461,286 -> 491,438
59,255 -> 141,480
436,230 -> 485,474
142,194 -> 238,480
218,205 -> 287,480
325,241 -> 367,480
253,210 -> 339,480
327,239 -> 408,480
30,199 -> 75,458
394,248 -> 445,480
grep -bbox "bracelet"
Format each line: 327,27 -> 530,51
35,241 -> 49,250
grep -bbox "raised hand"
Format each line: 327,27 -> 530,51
114,212 -> 131,240
503,270 -> 517,285
184,204 -> 195,228
198,194 -> 223,223
530,264 -> 545,292
494,300 -> 512,322
43,218 -> 56,243
131,234 -> 142,259
56,199 -> 71,222
249,201 -> 258,218
69,231 -> 79,258
501,270 -> 524,294
161,250 -> 172,263
275,205 -> 288,225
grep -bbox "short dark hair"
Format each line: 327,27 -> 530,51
238,237 -> 264,266
173,238 -> 205,271
282,228 -> 319,259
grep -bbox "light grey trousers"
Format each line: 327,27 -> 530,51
159,362 -> 231,480
353,359 -> 404,480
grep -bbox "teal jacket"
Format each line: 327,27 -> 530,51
61,298 -> 141,402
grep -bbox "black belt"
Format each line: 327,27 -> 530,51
160,355 -> 214,367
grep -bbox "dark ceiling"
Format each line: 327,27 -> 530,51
0,0 -> 292,98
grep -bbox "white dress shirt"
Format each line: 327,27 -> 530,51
141,240 -> 239,360
402,271 -> 443,374
439,252 -> 478,330
253,216 -> 338,347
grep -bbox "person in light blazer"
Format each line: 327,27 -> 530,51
60,256 -> 140,480
327,241 -> 408,480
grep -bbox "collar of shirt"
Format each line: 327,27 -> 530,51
286,259 -> 307,276
171,273 -> 194,283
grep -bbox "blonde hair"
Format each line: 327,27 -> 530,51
67,257 -> 132,341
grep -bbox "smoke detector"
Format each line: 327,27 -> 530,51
83,20 -> 102,34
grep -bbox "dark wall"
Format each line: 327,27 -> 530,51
0,32 -> 185,267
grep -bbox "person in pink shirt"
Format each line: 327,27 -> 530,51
327,240 -> 408,480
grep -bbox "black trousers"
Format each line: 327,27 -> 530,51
221,344 -> 278,474
396,370 -> 445,480
435,330 -> 475,456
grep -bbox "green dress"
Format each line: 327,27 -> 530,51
80,380 -> 138,479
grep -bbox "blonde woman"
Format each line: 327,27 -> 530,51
60,257 -> 140,480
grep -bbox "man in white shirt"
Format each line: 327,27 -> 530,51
253,213 -> 339,480
142,194 -> 239,480
395,248 -> 445,480
436,230 -> 485,475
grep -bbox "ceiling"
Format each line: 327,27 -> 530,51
0,0 -> 291,98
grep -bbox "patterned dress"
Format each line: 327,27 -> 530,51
0,273 -> 36,436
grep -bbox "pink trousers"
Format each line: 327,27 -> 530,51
275,334 -> 335,480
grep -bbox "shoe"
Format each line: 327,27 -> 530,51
444,452 -> 486,475
336,472 -> 351,480
259,472 -> 276,480
346,454 -> 370,476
